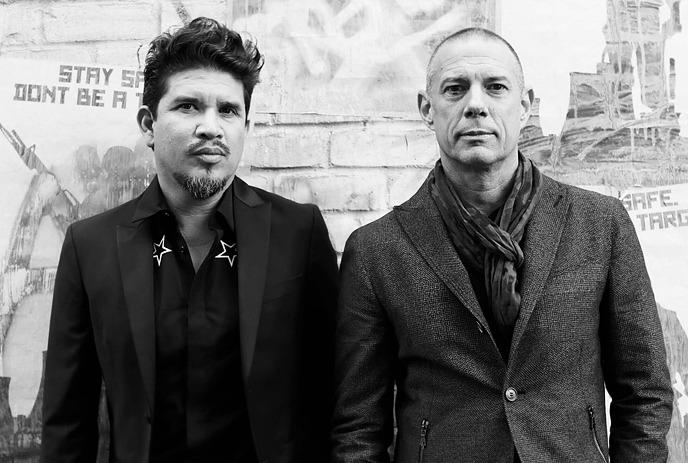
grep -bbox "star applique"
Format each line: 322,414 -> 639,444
152,235 -> 172,267
215,240 -> 237,267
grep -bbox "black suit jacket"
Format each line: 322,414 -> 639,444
332,174 -> 673,463
41,177 -> 338,463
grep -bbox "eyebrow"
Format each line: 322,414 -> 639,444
483,76 -> 512,84
439,74 -> 512,86
169,94 -> 243,110
168,94 -> 200,104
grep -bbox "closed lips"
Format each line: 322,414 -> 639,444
193,147 -> 228,156
460,130 -> 493,136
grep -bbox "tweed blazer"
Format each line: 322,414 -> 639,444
331,173 -> 673,463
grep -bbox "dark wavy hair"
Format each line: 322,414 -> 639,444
143,17 -> 264,119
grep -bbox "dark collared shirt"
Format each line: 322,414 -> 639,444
137,178 -> 257,463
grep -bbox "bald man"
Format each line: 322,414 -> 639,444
331,28 -> 672,463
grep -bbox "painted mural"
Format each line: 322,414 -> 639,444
0,0 -> 687,460
233,0 -> 497,115
0,58 -> 154,460
511,2 -> 688,461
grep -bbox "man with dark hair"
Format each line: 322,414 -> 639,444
332,28 -> 672,462
41,17 -> 338,463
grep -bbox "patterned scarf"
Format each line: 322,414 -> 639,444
429,153 -> 544,340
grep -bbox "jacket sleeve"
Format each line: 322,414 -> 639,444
41,225 -> 102,463
601,199 -> 673,463
300,205 -> 339,460
331,229 -> 396,463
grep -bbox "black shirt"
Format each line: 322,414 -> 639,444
138,180 -> 257,462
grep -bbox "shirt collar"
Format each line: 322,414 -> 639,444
216,181 -> 235,232
132,176 -> 168,222
132,176 -> 235,232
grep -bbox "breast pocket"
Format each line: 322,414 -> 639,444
546,262 -> 606,294
263,274 -> 304,303
538,262 -> 607,328
547,257 -> 604,280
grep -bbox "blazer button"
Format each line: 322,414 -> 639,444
505,387 -> 518,402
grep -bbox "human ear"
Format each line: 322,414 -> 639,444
418,91 -> 434,128
137,106 -> 156,148
519,87 -> 534,127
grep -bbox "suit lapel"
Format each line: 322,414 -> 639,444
509,177 -> 570,358
233,178 -> 271,384
395,180 -> 490,332
116,220 -> 156,414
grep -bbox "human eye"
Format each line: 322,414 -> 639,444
219,104 -> 239,117
176,101 -> 197,112
444,83 -> 467,96
487,82 -> 508,92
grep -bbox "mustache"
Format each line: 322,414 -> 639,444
188,140 -> 231,156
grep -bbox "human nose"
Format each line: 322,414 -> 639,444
195,109 -> 223,139
463,85 -> 488,118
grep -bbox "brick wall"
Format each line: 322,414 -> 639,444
242,115 -> 438,252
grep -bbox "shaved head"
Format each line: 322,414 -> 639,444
417,27 -> 533,178
426,28 -> 525,93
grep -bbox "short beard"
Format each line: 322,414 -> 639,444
174,173 -> 230,200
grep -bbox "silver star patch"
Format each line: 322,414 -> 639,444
215,240 -> 237,267
152,235 -> 172,267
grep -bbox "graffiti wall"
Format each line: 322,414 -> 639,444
506,1 -> 688,461
0,0 -> 687,460
0,58 -> 153,460
234,0 -> 497,115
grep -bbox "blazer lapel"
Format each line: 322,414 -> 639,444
116,220 -> 156,414
394,180 -> 490,333
509,177 -> 570,358
233,178 -> 271,384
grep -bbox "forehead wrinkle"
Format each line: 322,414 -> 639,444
426,38 -> 524,93
436,59 -> 517,87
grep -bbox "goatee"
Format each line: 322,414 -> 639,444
174,173 -> 230,200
